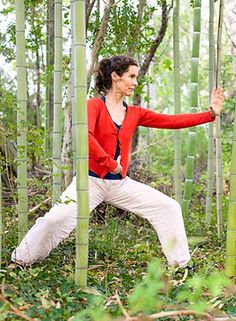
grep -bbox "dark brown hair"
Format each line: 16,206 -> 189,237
94,55 -> 138,95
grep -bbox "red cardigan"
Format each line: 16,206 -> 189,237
87,97 -> 215,179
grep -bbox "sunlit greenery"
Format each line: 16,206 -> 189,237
0,0 -> 236,320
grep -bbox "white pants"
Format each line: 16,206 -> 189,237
11,176 -> 191,267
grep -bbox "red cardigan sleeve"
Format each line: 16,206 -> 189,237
87,99 -> 117,172
138,107 -> 215,129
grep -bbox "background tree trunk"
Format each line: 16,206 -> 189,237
62,93 -> 73,188
131,0 -> 169,153
87,0 -> 114,89
128,0 -> 146,57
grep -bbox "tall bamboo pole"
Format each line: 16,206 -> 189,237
205,0 -> 215,224
182,0 -> 201,216
71,0 -> 76,172
73,0 -> 89,287
15,0 -> 28,241
0,165 -> 2,268
52,0 -> 63,204
45,0 -> 50,157
45,0 -> 54,158
173,0 -> 182,203
146,79 -> 151,172
225,94 -> 236,277
215,0 -> 224,236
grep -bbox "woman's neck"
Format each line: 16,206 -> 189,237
105,89 -> 124,107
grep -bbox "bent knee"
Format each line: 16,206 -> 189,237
166,198 -> 182,214
37,215 -> 65,232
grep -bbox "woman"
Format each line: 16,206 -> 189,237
12,55 -> 224,269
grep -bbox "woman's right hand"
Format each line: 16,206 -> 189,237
111,155 -> 123,174
209,87 -> 224,116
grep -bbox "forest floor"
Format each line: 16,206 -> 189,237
1,129 -> 236,320
1,168 -> 236,321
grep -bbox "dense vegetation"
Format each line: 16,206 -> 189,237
0,0 -> 236,320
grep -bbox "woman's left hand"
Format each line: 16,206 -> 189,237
209,87 -> 225,117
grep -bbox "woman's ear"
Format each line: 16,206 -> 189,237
111,71 -> 119,83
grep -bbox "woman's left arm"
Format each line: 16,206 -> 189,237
138,87 -> 224,129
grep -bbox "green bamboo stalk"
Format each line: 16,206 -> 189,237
73,0 -> 89,287
45,1 -> 50,157
225,96 -> 236,277
0,165 -> 2,268
182,0 -> 201,216
215,117 -> 223,236
52,0 -> 63,204
71,0 -> 76,172
205,0 -> 215,224
215,0 -> 224,236
45,0 -> 54,158
15,0 -> 28,241
146,79 -> 151,172
173,0 -> 182,203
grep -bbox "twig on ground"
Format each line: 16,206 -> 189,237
117,309 -> 214,321
145,310 -> 213,320
117,310 -> 236,321
214,316 -> 236,321
29,197 -> 51,214
0,280 -> 40,321
33,167 -> 51,175
115,290 -> 130,319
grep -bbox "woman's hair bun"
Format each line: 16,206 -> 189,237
94,55 -> 138,95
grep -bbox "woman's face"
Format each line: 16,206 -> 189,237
111,65 -> 139,96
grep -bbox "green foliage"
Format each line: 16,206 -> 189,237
1,205 -> 235,321
0,74 -> 16,128
0,0 -> 236,319
71,296 -> 110,321
221,54 -> 235,90
128,259 -> 164,314
25,1 -> 47,51
88,0 -> 158,57
177,273 -> 231,312
0,32 -> 15,62
27,126 -> 46,162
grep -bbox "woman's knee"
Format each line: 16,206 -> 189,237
35,212 -> 66,233
165,198 -> 182,215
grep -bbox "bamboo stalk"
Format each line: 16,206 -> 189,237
44,0 -> 54,158
225,94 -> 236,277
205,0 -> 215,224
71,0 -> 76,173
73,0 -> 89,287
0,164 -> 2,268
146,78 -> 151,172
215,0 -> 224,236
52,0 -> 63,205
44,1 -> 50,157
182,0 -> 201,217
173,0 -> 182,203
15,0 -> 28,241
